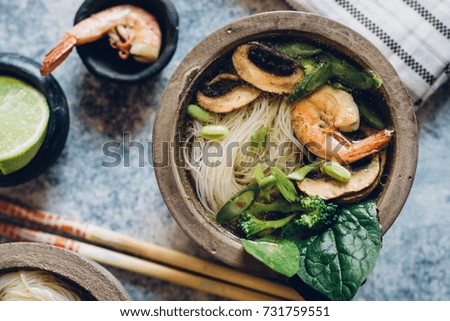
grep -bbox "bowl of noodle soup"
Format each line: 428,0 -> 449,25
0,242 -> 129,301
153,11 -> 417,280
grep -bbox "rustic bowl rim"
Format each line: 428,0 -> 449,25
153,11 -> 418,273
0,242 -> 130,300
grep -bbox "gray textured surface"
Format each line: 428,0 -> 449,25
0,0 -> 449,300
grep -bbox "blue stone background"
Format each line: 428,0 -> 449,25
0,0 -> 449,300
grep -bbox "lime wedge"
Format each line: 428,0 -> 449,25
0,76 -> 50,175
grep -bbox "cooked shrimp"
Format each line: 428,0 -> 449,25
40,5 -> 162,76
292,85 -> 393,164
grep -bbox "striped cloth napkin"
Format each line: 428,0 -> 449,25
286,0 -> 450,106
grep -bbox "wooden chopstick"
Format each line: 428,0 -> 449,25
0,222 -> 282,301
0,199 -> 303,301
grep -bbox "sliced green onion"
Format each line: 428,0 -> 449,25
287,160 -> 324,181
358,102 -> 386,130
200,125 -> 229,140
216,183 -> 260,223
187,104 -> 212,123
253,163 -> 265,183
259,175 -> 277,190
321,161 -> 351,183
252,163 -> 273,201
251,127 -> 269,150
270,167 -> 298,203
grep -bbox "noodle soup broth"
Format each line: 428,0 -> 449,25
180,36 -> 392,230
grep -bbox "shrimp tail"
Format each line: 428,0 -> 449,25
339,129 -> 394,164
40,34 -> 77,76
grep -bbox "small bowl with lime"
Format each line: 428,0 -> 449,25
0,53 -> 69,187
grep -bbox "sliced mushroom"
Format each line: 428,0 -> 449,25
197,73 -> 261,113
232,43 -> 304,94
297,150 -> 386,202
339,150 -> 386,203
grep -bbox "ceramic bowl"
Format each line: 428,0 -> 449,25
74,0 -> 179,82
153,12 -> 418,275
0,242 -> 130,300
0,53 -> 69,187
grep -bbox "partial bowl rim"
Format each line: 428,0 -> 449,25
0,53 -> 70,187
153,11 -> 418,273
0,242 -> 130,301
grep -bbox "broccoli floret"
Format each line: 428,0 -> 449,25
241,196 -> 338,237
237,212 -> 295,239
284,196 -> 338,235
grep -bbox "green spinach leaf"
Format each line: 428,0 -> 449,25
287,200 -> 381,300
242,236 -> 300,277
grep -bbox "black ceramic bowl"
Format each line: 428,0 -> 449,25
0,53 -> 69,187
74,0 -> 179,82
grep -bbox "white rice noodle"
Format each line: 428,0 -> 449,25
0,270 -> 81,301
185,96 -> 302,213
